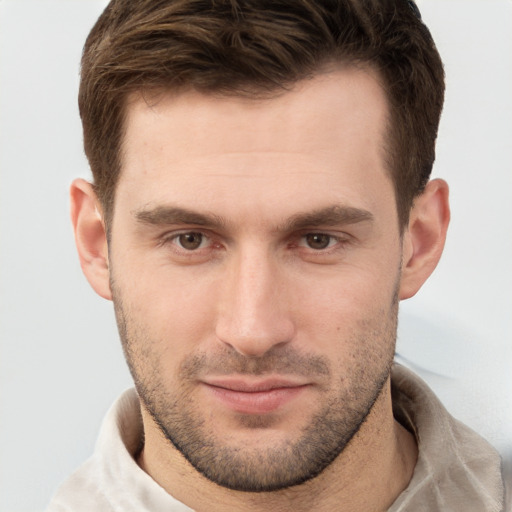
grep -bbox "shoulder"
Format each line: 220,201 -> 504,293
46,457 -> 113,512
390,364 -> 505,512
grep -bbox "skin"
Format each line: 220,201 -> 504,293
72,67 -> 449,511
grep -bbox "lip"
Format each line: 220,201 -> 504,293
201,377 -> 310,415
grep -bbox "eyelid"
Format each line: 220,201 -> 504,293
299,230 -> 350,241
156,228 -> 352,256
159,229 -> 213,250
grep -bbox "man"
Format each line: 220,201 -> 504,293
47,0 -> 505,510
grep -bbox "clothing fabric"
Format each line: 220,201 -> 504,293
46,364 -> 505,512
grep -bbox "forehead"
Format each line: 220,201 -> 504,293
117,67 -> 393,222
123,66 -> 388,154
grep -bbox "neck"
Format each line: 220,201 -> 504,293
137,379 -> 418,512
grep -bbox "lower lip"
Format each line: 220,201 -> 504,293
203,384 -> 308,414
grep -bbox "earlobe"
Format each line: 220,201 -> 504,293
70,178 -> 112,300
399,179 -> 450,300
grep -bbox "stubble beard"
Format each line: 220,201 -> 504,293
112,283 -> 398,493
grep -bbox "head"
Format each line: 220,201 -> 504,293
72,0 -> 449,495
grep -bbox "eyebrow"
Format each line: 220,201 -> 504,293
282,205 -> 374,232
135,206 -> 226,228
134,204 -> 373,231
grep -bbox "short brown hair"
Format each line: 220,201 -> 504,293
79,0 -> 444,228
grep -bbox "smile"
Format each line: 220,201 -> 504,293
201,378 -> 310,415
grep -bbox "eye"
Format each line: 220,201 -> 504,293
175,232 -> 206,250
303,233 -> 336,250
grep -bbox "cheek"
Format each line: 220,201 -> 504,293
112,256 -> 221,363
289,263 -> 399,351
293,261 -> 399,314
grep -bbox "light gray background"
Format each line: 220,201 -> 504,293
1,1 -> 511,510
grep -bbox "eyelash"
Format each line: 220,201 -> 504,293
159,231 -> 215,252
296,233 -> 343,251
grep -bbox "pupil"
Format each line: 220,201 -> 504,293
307,234 -> 330,249
179,233 -> 202,250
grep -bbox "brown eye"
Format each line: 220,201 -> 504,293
305,233 -> 332,250
177,232 -> 204,250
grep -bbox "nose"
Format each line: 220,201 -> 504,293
215,247 -> 296,357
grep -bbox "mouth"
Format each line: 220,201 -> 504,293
201,377 -> 310,415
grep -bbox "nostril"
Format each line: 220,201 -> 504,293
215,314 -> 295,358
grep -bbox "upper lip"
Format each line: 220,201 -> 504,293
202,377 -> 309,393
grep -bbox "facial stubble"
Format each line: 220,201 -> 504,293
112,279 -> 398,493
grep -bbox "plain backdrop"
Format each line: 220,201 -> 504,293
1,1 -> 511,510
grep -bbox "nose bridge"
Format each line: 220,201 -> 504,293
215,243 -> 294,356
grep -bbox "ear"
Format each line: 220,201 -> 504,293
70,178 -> 112,300
399,179 -> 450,300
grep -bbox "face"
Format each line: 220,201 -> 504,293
109,68 -> 403,492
